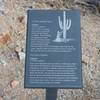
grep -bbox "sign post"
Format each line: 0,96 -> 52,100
46,89 -> 57,100
24,10 -> 82,100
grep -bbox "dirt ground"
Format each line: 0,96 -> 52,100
0,0 -> 100,100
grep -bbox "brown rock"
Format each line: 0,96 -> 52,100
0,31 -> 12,46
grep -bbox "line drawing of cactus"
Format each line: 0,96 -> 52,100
53,11 -> 72,43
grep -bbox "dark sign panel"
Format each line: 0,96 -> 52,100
24,10 -> 82,88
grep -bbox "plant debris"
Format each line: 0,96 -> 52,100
18,16 -> 24,23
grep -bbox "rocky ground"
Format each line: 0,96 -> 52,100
0,0 -> 100,100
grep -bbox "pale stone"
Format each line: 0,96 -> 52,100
10,80 -> 19,88
15,47 -> 22,53
18,52 -> 25,60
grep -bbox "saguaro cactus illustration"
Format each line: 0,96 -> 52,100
53,11 -> 72,43
58,11 -> 71,41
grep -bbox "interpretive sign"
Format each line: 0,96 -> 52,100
24,10 -> 82,88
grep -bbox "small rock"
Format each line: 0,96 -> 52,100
15,47 -> 22,53
15,46 -> 25,61
10,80 -> 19,88
18,52 -> 25,60
0,59 -> 6,66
